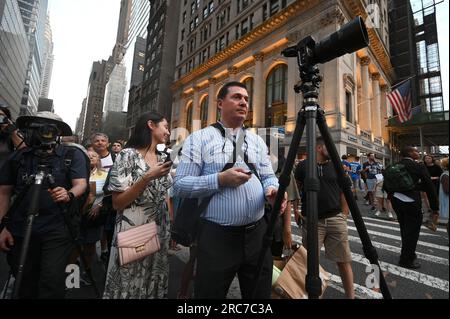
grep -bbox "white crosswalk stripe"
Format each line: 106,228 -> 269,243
356,216 -> 448,233
347,219 -> 442,237
291,234 -> 449,293
289,210 -> 449,299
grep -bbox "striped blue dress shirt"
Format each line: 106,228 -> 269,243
173,125 -> 279,226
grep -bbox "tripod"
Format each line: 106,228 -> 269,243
10,154 -> 100,298
253,18 -> 392,299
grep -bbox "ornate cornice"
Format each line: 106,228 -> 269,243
228,66 -> 239,75
360,56 -> 371,66
341,0 -> 394,81
371,72 -> 381,81
253,52 -> 265,62
172,0 -> 320,90
320,7 -> 345,27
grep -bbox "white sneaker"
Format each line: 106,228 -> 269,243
387,212 -> 394,219
375,210 -> 381,217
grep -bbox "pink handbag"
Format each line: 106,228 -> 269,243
117,221 -> 160,266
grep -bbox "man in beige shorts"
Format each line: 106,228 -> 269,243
295,136 -> 355,299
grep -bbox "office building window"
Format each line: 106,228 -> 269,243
345,91 -> 353,123
200,97 -> 209,128
243,77 -> 254,127
186,102 -> 193,132
266,64 -> 287,127
270,0 -> 279,16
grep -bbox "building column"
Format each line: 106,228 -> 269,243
178,94 -> 187,130
359,56 -> 372,133
192,86 -> 201,132
380,84 -> 389,143
371,72 -> 381,138
253,52 -> 265,128
207,78 -> 217,125
286,56 -> 297,134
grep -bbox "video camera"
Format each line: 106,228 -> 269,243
16,112 -> 73,151
23,122 -> 60,149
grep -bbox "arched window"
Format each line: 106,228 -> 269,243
243,77 -> 254,127
200,97 -> 208,128
186,102 -> 193,133
266,64 -> 287,127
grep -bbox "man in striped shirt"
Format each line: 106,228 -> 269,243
173,81 -> 286,299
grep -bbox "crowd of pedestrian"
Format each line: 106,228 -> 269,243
0,81 -> 448,299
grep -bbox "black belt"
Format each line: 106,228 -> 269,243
203,218 -> 263,233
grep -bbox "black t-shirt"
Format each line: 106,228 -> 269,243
294,160 -> 342,219
0,145 -> 88,236
426,164 -> 443,179
363,161 -> 382,179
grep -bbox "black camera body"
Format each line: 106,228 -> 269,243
23,122 -> 60,149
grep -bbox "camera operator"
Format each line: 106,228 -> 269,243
0,105 -> 26,169
0,112 -> 88,298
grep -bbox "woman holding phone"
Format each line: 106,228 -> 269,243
103,112 -> 172,299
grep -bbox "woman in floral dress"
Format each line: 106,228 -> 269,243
103,112 -> 172,299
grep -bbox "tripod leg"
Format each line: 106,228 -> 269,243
12,179 -> 42,299
303,107 -> 323,299
251,110 -> 307,298
316,110 -> 392,299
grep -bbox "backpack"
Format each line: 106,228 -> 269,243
58,144 -> 91,239
382,163 -> 415,193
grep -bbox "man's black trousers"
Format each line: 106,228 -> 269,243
7,227 -> 74,298
391,197 -> 423,264
195,218 -> 273,299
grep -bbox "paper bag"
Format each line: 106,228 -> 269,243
272,245 -> 330,299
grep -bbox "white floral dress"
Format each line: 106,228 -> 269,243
103,148 -> 172,299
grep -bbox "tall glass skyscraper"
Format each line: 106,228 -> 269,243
0,0 -> 30,118
17,0 -> 48,114
104,0 -> 149,113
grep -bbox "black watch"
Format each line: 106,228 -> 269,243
68,191 -> 75,201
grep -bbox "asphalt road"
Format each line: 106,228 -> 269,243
1,193 -> 448,299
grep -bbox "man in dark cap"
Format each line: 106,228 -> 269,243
0,112 -> 88,298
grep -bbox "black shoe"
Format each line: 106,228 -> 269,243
80,272 -> 93,286
398,260 -> 421,269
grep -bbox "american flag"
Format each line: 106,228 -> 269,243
387,80 -> 412,123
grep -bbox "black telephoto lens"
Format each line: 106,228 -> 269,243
312,16 -> 369,64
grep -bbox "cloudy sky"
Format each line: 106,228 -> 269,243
47,0 -> 449,130
48,0 -> 121,129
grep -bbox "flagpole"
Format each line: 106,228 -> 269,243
390,75 -> 416,91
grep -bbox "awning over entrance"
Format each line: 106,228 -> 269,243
387,111 -> 449,147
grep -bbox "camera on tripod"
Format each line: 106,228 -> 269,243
254,16 -> 392,299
